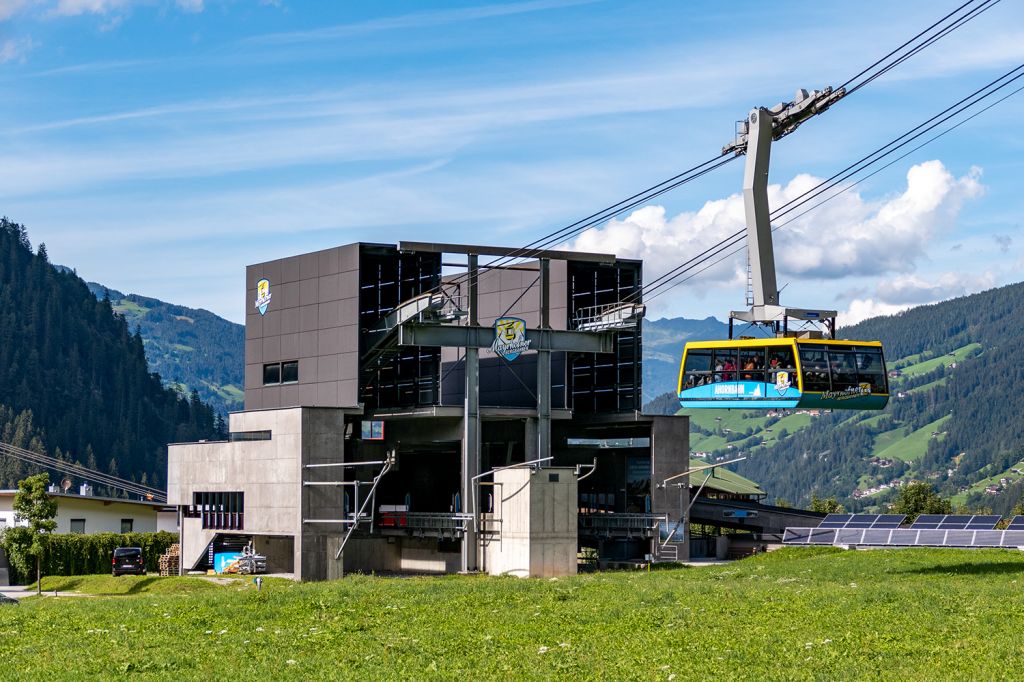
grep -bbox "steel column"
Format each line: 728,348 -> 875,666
461,254 -> 480,572
537,258 -> 551,462
743,107 -> 779,308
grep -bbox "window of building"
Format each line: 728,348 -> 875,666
263,363 -> 281,385
263,360 -> 298,385
121,518 -> 133,534
192,491 -> 244,530
229,430 -> 272,442
70,519 -> 86,534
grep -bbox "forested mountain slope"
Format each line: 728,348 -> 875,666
644,280 -> 1024,511
80,282 -> 244,415
0,218 -> 223,488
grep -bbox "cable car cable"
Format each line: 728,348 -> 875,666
842,0 -> 1001,97
641,73 -> 1024,305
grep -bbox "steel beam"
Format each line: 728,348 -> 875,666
398,241 -> 616,263
537,258 -> 551,462
396,324 -> 613,353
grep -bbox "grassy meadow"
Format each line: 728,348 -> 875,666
3,548 -> 1024,680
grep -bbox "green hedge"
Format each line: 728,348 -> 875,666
0,530 -> 178,584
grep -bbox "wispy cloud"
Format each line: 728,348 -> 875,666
50,0 -> 132,17
0,0 -> 36,21
0,36 -> 34,63
243,0 -> 599,45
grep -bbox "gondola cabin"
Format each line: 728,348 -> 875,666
678,338 -> 888,410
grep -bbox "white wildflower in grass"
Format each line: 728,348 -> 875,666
218,630 -> 227,635
538,646 -> 549,654
255,627 -> 264,632
669,674 -> 677,681
205,630 -> 213,635
286,660 -> 297,665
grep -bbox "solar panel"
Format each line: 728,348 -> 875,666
873,514 -> 906,528
915,529 -> 947,546
807,528 -> 838,544
972,530 -> 1004,547
818,514 -> 852,528
783,528 -> 814,544
965,515 -> 1001,530
890,529 -> 919,545
846,515 -> 879,528
1002,530 -> 1024,546
835,528 -> 865,545
944,530 -> 974,546
860,528 -> 894,545
1006,516 -> 1024,530
936,515 -> 973,529
911,514 -> 946,528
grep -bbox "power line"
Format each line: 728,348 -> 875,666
0,441 -> 167,502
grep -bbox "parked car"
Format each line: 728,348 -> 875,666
112,547 -> 146,576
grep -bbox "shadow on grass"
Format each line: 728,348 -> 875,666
899,560 -> 1024,577
39,575 -> 162,596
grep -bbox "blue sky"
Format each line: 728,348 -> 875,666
0,0 -> 1022,324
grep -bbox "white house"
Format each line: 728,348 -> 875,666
0,490 -> 177,535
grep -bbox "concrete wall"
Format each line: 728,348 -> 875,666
168,408 -> 305,572
299,408 -> 348,582
245,244 -> 361,410
0,494 -> 160,534
339,538 -> 459,575
486,466 -> 578,578
650,416 -> 690,560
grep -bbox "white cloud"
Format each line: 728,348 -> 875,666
875,272 -> 996,305
566,160 -> 985,312
838,299 -> 912,327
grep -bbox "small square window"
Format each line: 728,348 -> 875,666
70,519 -> 86,534
281,360 -> 299,384
121,519 -> 133,534
263,363 -> 281,385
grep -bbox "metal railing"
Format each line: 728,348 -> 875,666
573,302 -> 646,332
579,513 -> 666,536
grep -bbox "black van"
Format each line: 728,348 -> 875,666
112,547 -> 146,576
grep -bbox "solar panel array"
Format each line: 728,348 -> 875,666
783,514 -> 1024,548
910,514 -> 1000,530
818,514 -> 905,529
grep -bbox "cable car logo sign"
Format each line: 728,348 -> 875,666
491,317 -> 531,361
254,278 -> 272,316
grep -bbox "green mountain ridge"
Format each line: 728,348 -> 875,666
0,219 -> 224,488
73,278 -> 245,416
644,280 -> 1024,514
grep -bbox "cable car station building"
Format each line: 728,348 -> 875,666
168,241 -> 690,580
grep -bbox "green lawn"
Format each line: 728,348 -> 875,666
5,549 -> 1024,679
